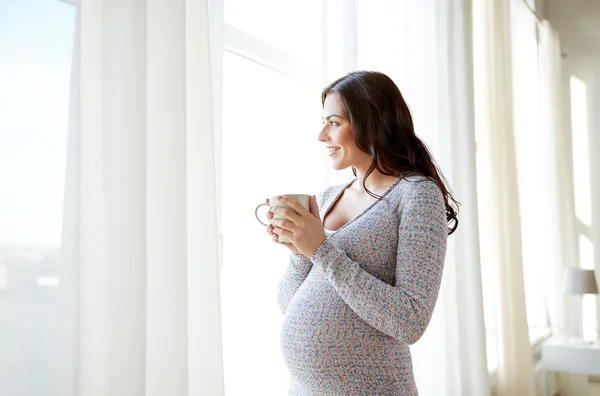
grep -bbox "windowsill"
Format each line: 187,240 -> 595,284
530,327 -> 552,359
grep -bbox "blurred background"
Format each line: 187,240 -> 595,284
0,0 -> 599,395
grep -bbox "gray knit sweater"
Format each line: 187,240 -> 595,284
278,175 -> 448,395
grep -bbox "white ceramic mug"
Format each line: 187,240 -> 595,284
255,194 -> 311,244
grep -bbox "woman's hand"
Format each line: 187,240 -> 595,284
269,195 -> 326,257
265,198 -> 301,254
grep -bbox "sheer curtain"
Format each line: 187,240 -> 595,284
537,20 -> 578,340
432,0 -> 490,394
356,0 -> 488,395
61,0 -> 224,394
472,0 -> 535,394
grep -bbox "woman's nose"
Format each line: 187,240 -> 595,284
318,125 -> 328,142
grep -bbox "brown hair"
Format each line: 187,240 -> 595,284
322,71 -> 459,234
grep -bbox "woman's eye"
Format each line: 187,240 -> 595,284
330,121 -> 339,126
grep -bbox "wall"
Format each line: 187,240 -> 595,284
556,53 -> 600,396
546,0 -> 600,391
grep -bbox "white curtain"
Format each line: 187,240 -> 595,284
537,20 -> 579,340
61,0 -> 224,394
433,0 -> 490,394
472,0 -> 535,395
410,0 -> 489,395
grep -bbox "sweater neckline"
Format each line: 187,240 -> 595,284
322,176 -> 402,235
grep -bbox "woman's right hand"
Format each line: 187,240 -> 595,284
265,198 -> 302,255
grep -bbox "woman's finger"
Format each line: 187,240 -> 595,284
277,196 -> 309,216
270,205 -> 301,222
272,227 -> 293,243
271,219 -> 295,232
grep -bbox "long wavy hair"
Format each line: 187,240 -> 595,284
322,71 -> 459,235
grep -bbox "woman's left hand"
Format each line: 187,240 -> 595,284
270,195 -> 326,257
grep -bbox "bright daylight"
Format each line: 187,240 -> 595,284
1,0 -> 599,395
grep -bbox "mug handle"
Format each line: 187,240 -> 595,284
255,203 -> 270,226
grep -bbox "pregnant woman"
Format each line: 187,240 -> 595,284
265,71 -> 458,395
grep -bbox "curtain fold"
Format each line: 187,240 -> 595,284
61,0 -> 224,394
185,0 -> 224,393
412,0 -> 489,394
473,0 -> 535,394
436,0 -> 490,394
538,20 -> 577,340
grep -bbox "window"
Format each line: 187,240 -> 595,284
569,75 -> 596,340
218,2 -> 326,395
220,51 -> 324,396
0,1 -> 75,395
223,0 -> 322,62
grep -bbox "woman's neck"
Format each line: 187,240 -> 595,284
353,168 -> 399,194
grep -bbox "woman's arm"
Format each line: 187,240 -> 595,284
310,181 -> 448,344
277,253 -> 313,314
276,189 -> 331,314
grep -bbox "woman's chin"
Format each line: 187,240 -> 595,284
331,162 -> 348,171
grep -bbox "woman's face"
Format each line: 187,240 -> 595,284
319,93 -> 371,171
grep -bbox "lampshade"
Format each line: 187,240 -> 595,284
564,268 -> 599,295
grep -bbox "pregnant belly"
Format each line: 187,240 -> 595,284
280,277 -> 404,388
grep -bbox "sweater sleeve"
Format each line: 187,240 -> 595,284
276,189 -> 331,314
277,252 -> 313,314
309,180 -> 448,344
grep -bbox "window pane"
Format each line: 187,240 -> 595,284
224,0 -> 322,63
0,1 -> 75,395
570,76 -> 592,227
220,51 -> 324,396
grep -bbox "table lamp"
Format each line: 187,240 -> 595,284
565,267 -> 598,340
